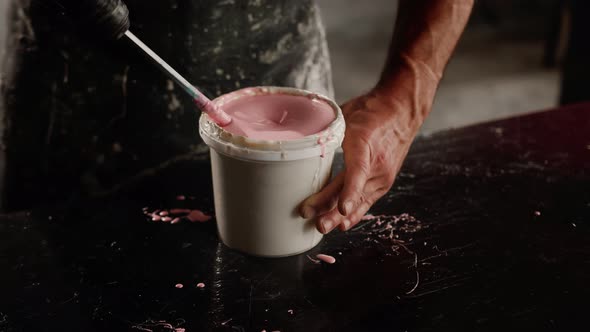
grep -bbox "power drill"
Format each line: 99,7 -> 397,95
34,0 -> 231,124
39,0 -> 130,40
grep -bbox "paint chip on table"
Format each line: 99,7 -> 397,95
170,208 -> 191,214
143,206 -> 213,225
306,255 -> 320,264
316,254 -> 336,264
131,320 -> 185,332
187,210 -> 212,222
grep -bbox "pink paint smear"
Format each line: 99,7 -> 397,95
131,320 -> 185,332
143,206 -> 212,225
307,254 -> 336,264
221,94 -> 335,140
186,210 -> 211,222
316,254 -> 336,264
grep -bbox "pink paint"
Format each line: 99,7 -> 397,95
196,282 -> 205,288
316,131 -> 333,158
317,136 -> 326,158
278,109 -> 288,124
175,283 -> 183,289
131,320 -> 185,332
195,97 -> 232,126
316,254 -> 336,264
306,255 -> 320,264
534,211 -> 541,216
143,206 -> 213,226
187,210 -> 212,222
170,208 -> 191,214
221,94 -> 335,140
176,195 -> 186,201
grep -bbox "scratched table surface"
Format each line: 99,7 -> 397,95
1,103 -> 589,332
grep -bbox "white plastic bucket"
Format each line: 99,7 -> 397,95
199,86 -> 345,257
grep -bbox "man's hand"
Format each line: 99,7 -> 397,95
300,89 -> 416,234
299,0 -> 473,233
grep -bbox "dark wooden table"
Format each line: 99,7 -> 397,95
1,103 -> 589,332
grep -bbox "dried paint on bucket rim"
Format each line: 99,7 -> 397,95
199,86 -> 345,162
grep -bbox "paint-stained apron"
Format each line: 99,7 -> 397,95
0,0 -> 333,209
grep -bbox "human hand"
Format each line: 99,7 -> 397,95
299,88 -> 421,234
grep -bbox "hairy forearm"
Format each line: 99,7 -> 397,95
376,0 -> 474,133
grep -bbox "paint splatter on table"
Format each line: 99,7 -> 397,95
1,105 -> 590,331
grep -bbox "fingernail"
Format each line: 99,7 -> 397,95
301,206 -> 316,219
321,219 -> 334,233
342,219 -> 351,230
343,201 -> 354,216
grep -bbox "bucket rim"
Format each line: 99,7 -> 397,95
199,86 -> 345,162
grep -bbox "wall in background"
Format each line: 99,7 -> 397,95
318,0 -> 560,133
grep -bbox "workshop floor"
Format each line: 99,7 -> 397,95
319,0 -> 560,134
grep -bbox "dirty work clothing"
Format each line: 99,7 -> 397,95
0,0 -> 333,209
